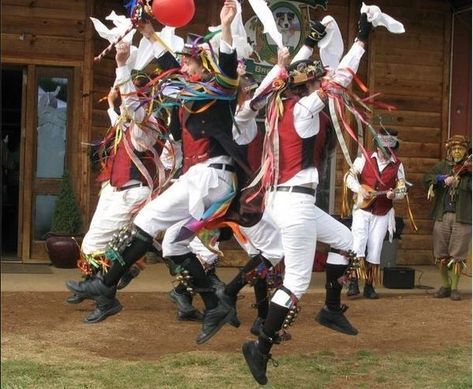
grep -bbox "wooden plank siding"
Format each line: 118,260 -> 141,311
1,0 -> 457,265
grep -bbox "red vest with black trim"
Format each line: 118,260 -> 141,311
180,106 -> 227,172
277,97 -> 318,184
360,155 -> 401,215
97,126 -> 162,189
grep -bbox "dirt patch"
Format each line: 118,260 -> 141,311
1,292 -> 471,362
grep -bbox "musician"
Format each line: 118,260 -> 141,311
345,128 -> 407,299
423,135 -> 471,301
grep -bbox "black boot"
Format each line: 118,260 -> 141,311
216,288 -> 241,328
83,295 -> 123,324
66,277 -> 117,301
242,341 -> 272,385
169,289 -> 203,322
316,305 -> 358,336
196,302 -> 234,344
347,279 -> 360,297
66,293 -> 86,304
250,316 -> 265,336
363,283 -> 379,299
117,265 -> 141,290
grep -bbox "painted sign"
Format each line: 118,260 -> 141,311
244,0 -> 327,79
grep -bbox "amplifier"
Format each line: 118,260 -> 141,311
383,267 -> 415,289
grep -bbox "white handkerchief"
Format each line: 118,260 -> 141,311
361,3 -> 405,34
318,16 -> 344,69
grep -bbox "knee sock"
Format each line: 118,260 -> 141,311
449,269 -> 460,290
103,226 -> 153,287
257,302 -> 289,354
439,264 -> 451,288
224,255 -> 264,297
325,263 -> 348,311
170,253 -> 218,310
253,277 -> 269,319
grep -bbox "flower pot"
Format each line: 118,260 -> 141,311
45,234 -> 82,269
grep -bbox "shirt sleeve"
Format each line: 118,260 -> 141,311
346,156 -> 365,193
291,45 -> 313,63
233,100 -> 258,145
293,93 -> 326,138
115,66 -> 146,124
331,41 -> 365,88
107,108 -> 119,127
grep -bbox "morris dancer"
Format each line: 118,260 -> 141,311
423,135 -> 471,301
242,13 -> 373,385
66,42 -> 165,323
68,0 -> 242,344
345,128 -> 407,299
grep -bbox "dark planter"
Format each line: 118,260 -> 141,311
45,234 -> 82,269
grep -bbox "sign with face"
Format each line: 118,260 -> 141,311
243,0 -> 327,80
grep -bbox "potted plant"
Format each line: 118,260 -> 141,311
46,171 -> 83,268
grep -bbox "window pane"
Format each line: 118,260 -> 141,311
36,77 -> 68,178
34,195 -> 57,240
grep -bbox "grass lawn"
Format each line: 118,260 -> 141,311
2,346 -> 471,389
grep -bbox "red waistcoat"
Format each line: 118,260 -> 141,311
97,127 -> 162,189
277,97 -> 318,184
360,156 -> 401,215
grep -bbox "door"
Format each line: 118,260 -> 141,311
21,66 -> 76,262
1,67 -> 24,261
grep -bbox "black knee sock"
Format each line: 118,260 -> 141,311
254,278 -> 269,319
169,253 -> 218,311
325,263 -> 348,311
257,302 -> 289,354
103,226 -> 153,287
224,255 -> 264,297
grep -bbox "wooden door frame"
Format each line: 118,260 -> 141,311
18,64 -> 81,263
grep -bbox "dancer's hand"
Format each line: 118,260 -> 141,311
220,0 -> 237,27
277,47 -> 290,69
115,42 -> 130,67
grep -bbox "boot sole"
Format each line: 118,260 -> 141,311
242,342 -> 268,385
83,302 -> 123,324
196,309 -> 234,345
316,314 -> 358,336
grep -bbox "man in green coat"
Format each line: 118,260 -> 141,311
423,135 -> 471,301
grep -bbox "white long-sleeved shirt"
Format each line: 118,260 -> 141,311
346,152 -> 406,200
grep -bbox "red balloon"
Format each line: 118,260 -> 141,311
152,0 -> 195,28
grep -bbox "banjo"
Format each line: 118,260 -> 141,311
354,184 -> 406,210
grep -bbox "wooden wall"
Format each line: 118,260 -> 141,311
2,0 -> 457,265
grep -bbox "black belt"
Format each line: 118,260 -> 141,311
116,183 -> 146,192
273,186 -> 315,196
208,163 -> 236,172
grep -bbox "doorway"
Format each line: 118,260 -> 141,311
2,68 -> 23,261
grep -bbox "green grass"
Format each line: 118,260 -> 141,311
1,347 -> 471,389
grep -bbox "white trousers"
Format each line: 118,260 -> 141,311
314,206 -> 353,265
134,165 -> 235,255
239,210 -> 284,266
351,208 -> 389,265
267,191 -> 318,299
81,182 -> 150,255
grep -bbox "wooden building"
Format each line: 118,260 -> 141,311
1,0 -> 471,265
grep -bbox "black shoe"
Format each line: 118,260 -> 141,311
196,303 -> 234,344
177,309 -> 204,321
117,265 -> 141,290
208,272 -> 225,293
242,341 -> 271,385
216,289 -> 241,328
363,284 -> 379,299
433,286 -> 451,298
169,289 -> 203,321
66,293 -> 86,304
66,278 -> 116,301
250,317 -> 265,336
316,305 -> 358,336
347,279 -> 360,297
83,298 -> 123,324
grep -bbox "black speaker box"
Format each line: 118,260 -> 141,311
383,267 -> 415,289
